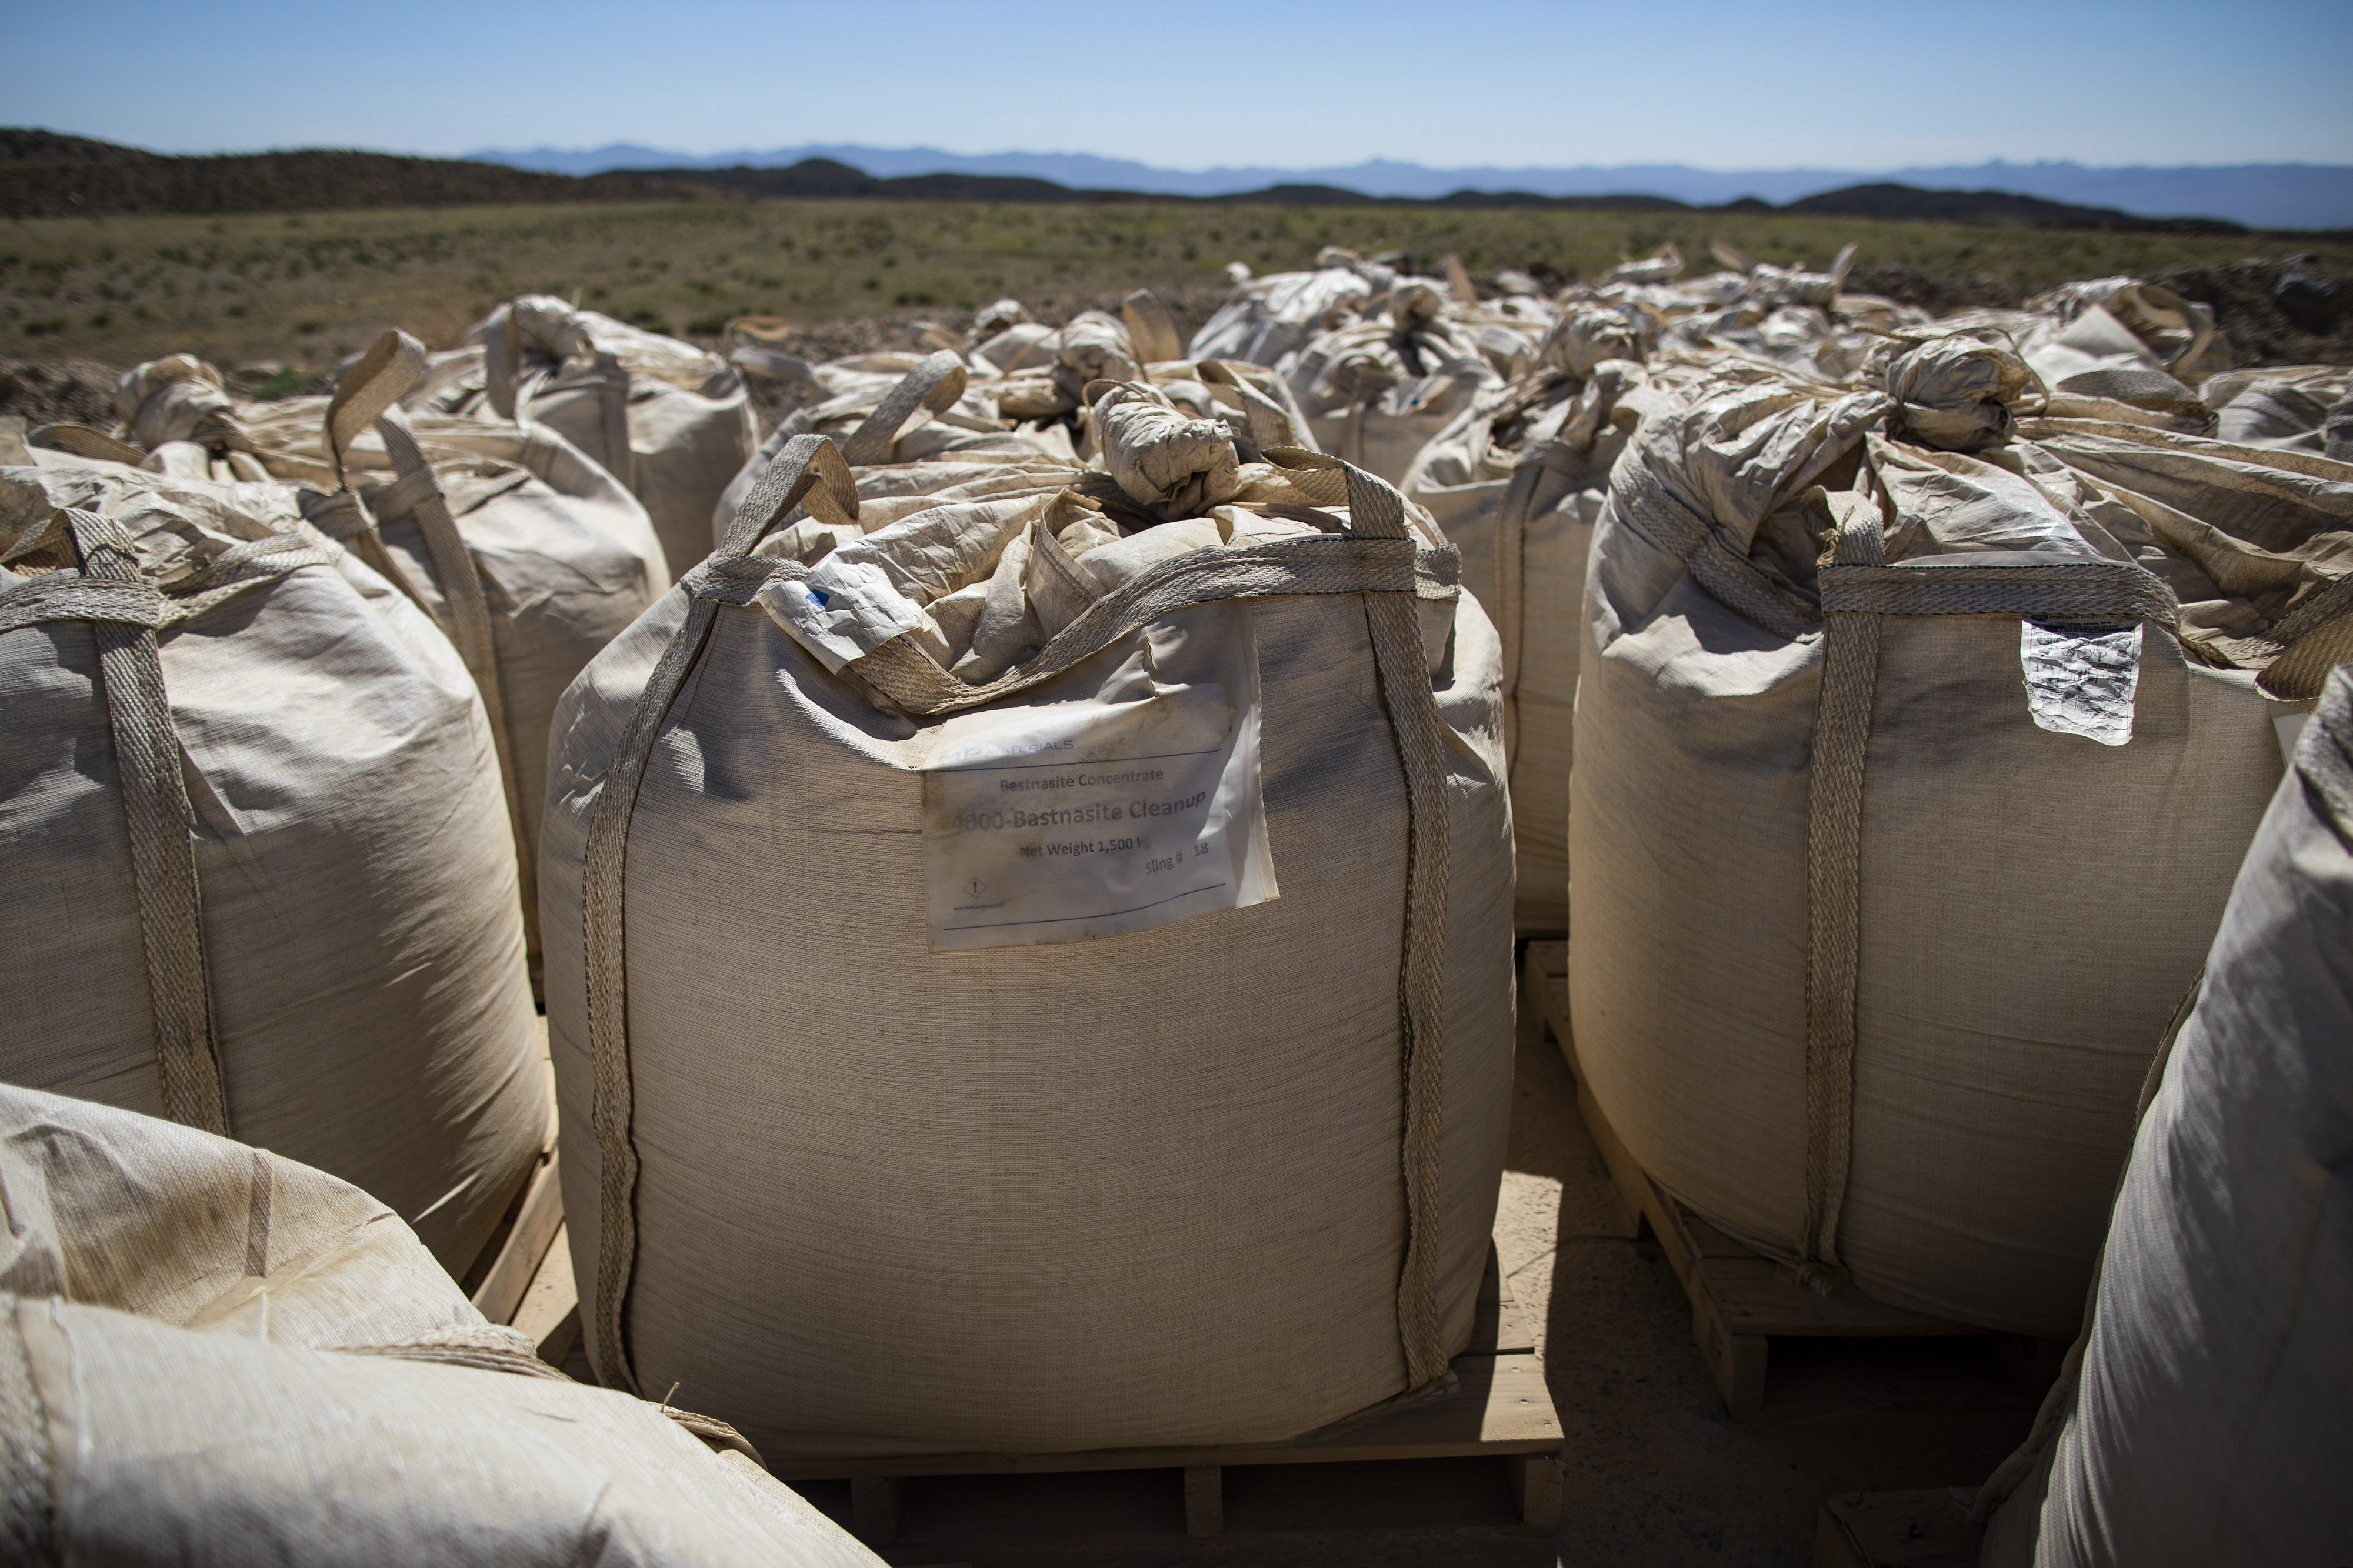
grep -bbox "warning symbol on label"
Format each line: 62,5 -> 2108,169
966,879 -> 986,899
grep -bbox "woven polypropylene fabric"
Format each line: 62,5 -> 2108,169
1281,313 -> 1494,485
839,352 -> 967,466
544,448 -> 1512,1456
65,509 -> 225,1134
1799,511 -> 2180,1282
373,406 -> 529,900
1799,504 -> 1887,1276
0,1296 -> 54,1567
1568,381 -> 2285,1337
315,370 -> 669,982
0,1083 -> 487,1349
1979,668 -> 2353,1566
0,1085 -> 856,1563
1401,383 -> 1637,933
0,466 -> 547,1276
6,1295 -> 883,1568
5,511 -> 223,1133
0,576 -> 161,635
481,299 -> 756,581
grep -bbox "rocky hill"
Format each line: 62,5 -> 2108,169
0,129 -> 722,218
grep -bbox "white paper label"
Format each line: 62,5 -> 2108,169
920,636 -> 1272,949
755,556 -> 926,674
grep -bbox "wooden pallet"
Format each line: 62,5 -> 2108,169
766,1247 -> 1561,1545
1522,941 -> 1984,1419
1815,1489 -> 1982,1567
503,1222 -> 1553,1544
509,1233 -> 1555,1546
469,1016 -> 582,1363
459,1139 -> 566,1330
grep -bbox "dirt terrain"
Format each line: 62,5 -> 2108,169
6,198 -> 2347,389
11,255 -> 2349,445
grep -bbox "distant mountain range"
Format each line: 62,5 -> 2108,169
631,159 -> 2249,236
0,129 -> 711,219
469,144 -> 2353,230
0,130 -> 2334,239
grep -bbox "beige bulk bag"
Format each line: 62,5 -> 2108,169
1,1296 -> 885,1568
1568,339 -> 2332,1339
0,1080 -> 492,1349
714,349 -> 1072,543
542,423 -> 1512,1458
972,296 -> 1175,426
714,349 -> 1302,545
1654,244 -> 1892,384
111,355 -> 263,472
1281,282 -> 1497,483
237,333 -> 671,974
965,296 -> 1056,374
2199,365 -> 2351,452
1977,665 -> 2353,1568
421,295 -> 755,579
1188,248 -> 1395,366
0,468 -> 545,1274
1402,305 -> 1665,929
0,1084 -> 884,1568
2026,276 -> 2234,382
2011,418 -> 2353,698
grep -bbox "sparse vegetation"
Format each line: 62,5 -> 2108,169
4,198 -> 2348,377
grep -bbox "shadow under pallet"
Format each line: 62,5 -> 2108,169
1522,941 -> 2056,1420
1814,1487 -> 1984,1567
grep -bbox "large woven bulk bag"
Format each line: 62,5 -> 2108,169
0,1085 -> 883,1568
2026,276 -> 2234,382
1281,281 -> 1497,483
111,354 -> 267,475
1189,248 -> 1394,366
2195,365 -> 2349,452
1976,666 -> 2353,1568
0,1296 -> 885,1568
1567,339 -> 2331,1339
714,349 -> 1074,543
2012,419 -> 2353,693
1402,305 -> 1672,929
1649,244 -> 1900,385
0,466 -> 545,1274
0,1081 -> 487,1349
542,422 -> 1513,1458
964,296 -> 1056,374
422,295 -> 755,579
714,349 -> 1304,546
236,333 -> 671,973
969,304 -> 1149,428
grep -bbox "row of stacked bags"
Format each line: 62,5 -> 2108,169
2,252 -> 2347,1559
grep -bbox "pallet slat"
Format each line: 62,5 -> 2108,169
509,1222 -> 580,1364
1473,1246 -> 1537,1355
767,1346 -> 1562,1483
464,1146 -> 564,1328
759,1235 -> 1562,1543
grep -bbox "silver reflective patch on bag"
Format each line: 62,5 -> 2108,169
2021,619 -> 2142,746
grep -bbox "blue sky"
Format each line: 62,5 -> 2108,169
9,0 -> 2351,169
